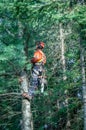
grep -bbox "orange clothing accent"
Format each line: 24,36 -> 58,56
31,49 -> 46,64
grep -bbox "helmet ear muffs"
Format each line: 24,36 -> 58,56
40,42 -> 45,48
38,44 -> 43,49
36,41 -> 45,48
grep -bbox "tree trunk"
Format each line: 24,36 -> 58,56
18,19 -> 33,130
59,23 -> 71,129
80,37 -> 86,130
59,23 -> 67,80
20,71 -> 33,130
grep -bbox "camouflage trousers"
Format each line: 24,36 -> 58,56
28,64 -> 44,97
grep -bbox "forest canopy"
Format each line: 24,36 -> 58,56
0,0 -> 86,130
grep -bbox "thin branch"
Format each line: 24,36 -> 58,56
5,29 -> 15,38
0,72 -> 15,77
0,92 -> 22,96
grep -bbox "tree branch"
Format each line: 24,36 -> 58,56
5,29 -> 15,38
0,92 -> 22,96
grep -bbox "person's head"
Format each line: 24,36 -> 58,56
36,41 -> 45,49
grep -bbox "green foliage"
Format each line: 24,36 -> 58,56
0,0 -> 86,130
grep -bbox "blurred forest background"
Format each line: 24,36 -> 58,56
0,0 -> 86,130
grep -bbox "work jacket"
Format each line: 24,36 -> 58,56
31,49 -> 46,65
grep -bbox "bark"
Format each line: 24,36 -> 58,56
20,71 -> 33,130
80,37 -> 86,130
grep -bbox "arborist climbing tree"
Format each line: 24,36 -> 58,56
22,41 -> 46,100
